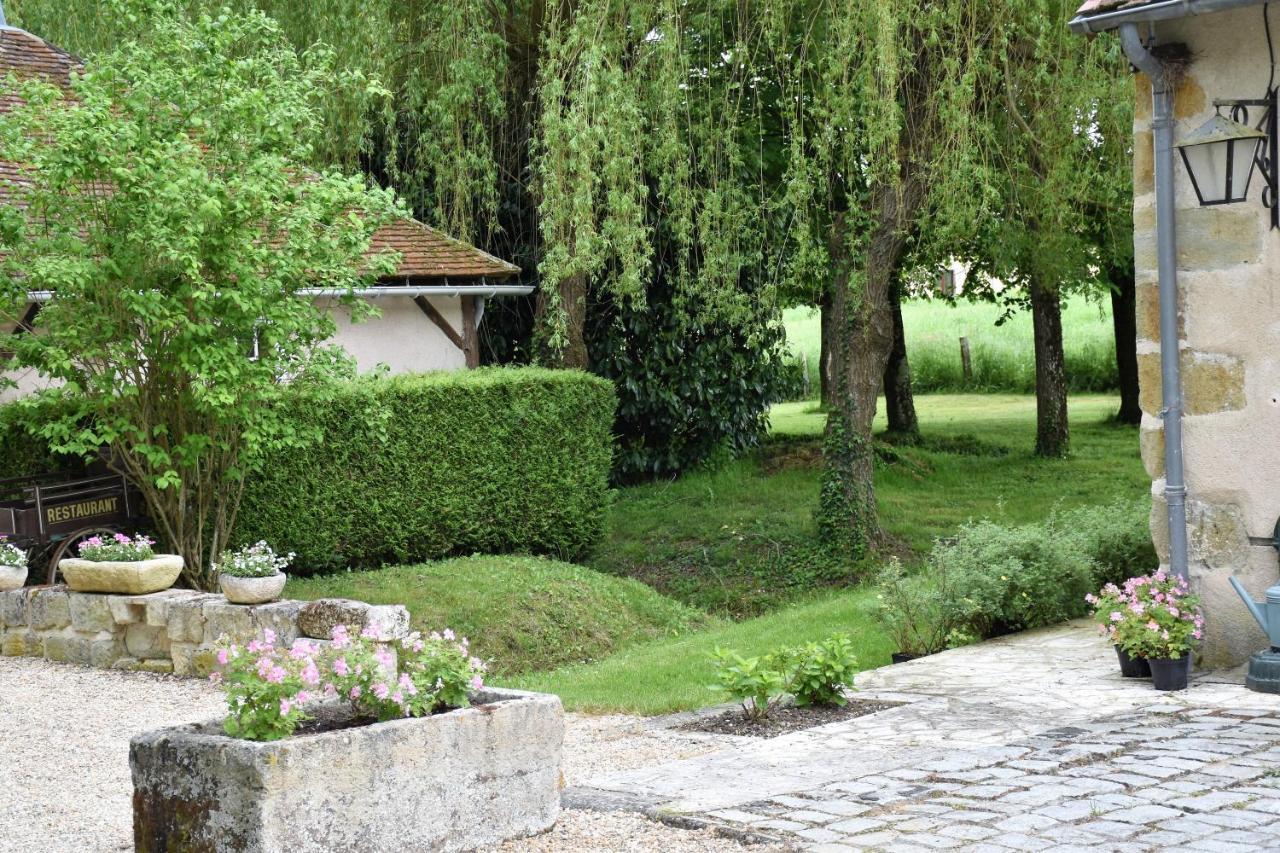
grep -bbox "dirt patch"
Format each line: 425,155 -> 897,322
679,698 -> 901,738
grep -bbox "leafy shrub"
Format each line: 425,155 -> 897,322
778,633 -> 859,707
235,368 -> 615,573
871,558 -> 954,656
709,647 -> 786,720
588,270 -> 787,483
935,520 -> 1094,639
710,632 -> 859,719
1051,498 -> 1155,587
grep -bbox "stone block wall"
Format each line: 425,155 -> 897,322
1135,9 -> 1280,667
0,587 -> 409,676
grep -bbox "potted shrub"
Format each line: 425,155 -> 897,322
0,537 -> 27,591
59,534 -> 182,595
1113,571 -> 1204,691
131,626 -> 563,852
1087,581 -> 1151,678
214,541 -> 292,605
871,558 -> 951,662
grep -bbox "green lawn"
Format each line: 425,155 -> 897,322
285,555 -> 715,675
784,298 -> 1118,394
511,586 -> 893,714
589,393 -> 1148,615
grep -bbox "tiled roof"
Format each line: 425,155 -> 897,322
0,25 -> 519,283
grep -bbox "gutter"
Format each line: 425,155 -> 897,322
1071,0 -> 1267,34
1119,23 -> 1191,581
25,284 -> 536,302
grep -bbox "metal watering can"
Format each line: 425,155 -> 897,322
1229,576 -> 1280,694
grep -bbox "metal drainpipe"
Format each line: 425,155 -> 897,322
1120,23 -> 1190,581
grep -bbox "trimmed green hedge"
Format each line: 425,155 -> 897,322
235,368 -> 615,573
0,368 -> 616,571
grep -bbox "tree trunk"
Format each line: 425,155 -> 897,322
533,271 -> 589,369
882,280 -> 918,436
1030,274 -> 1069,456
1109,263 -> 1141,425
818,193 -> 914,558
819,286 -> 835,408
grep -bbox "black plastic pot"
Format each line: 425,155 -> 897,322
891,652 -> 922,664
1149,655 -> 1192,691
1115,645 -> 1152,678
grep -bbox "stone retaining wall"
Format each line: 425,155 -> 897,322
0,587 -> 409,676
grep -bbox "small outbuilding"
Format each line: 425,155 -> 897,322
1072,0 -> 1280,666
0,18 -> 530,402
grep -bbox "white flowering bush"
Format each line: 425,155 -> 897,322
0,537 -> 27,569
212,625 -> 487,741
77,533 -> 155,562
214,541 -> 293,579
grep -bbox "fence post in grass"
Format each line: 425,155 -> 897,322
801,351 -> 811,399
959,336 -> 973,383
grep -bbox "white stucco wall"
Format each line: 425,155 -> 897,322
320,295 -> 467,375
1136,6 -> 1280,666
1,295 -> 469,403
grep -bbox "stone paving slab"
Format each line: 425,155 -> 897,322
569,621 -> 1280,851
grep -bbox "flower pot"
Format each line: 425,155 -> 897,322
891,652 -> 922,664
219,572 -> 287,605
60,555 -> 183,595
131,687 -> 563,853
0,564 -> 27,592
1114,645 -> 1151,678
1148,654 -> 1192,691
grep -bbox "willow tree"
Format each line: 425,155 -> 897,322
965,2 -> 1132,456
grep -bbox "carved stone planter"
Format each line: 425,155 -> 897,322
60,555 -> 183,595
131,687 -> 564,853
219,572 -> 286,605
0,564 -> 27,592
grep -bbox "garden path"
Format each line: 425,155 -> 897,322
568,621 -> 1280,851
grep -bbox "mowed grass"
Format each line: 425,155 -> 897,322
511,586 -> 893,714
285,555 -> 714,675
784,299 -> 1117,394
590,393 -> 1148,613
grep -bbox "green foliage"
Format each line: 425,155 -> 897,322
817,416 -> 874,559
710,631 -> 859,719
935,520 -> 1095,640
589,277 -> 788,482
871,558 -> 954,657
0,2 -> 399,588
709,647 -> 786,720
235,369 -> 616,572
1052,498 -> 1156,587
285,555 -> 712,676
777,633 -> 859,708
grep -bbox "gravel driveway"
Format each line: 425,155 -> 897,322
0,657 -> 771,853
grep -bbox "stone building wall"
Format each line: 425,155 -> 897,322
1136,7 -> 1280,667
0,586 -> 408,675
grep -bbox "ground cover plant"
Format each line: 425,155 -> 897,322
285,555 -> 713,675
783,300 -> 1118,396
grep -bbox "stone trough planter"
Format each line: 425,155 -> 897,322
131,687 -> 564,853
219,571 -> 286,605
60,555 -> 183,595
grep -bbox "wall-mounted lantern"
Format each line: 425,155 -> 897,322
1175,94 -> 1278,229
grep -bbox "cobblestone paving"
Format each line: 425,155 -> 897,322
569,622 -> 1280,851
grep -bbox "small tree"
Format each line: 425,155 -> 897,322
0,3 -> 399,588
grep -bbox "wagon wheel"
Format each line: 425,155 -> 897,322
45,527 -> 118,586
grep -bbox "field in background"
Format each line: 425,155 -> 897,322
784,298 -> 1117,395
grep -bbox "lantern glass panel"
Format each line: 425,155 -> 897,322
1180,136 -> 1263,204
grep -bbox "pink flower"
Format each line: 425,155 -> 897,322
1147,620 -> 1160,632
1168,606 -> 1180,618
256,656 -> 273,678
391,690 -> 405,706
372,682 -> 390,700
1193,629 -> 1203,639
374,646 -> 395,669
263,628 -> 276,645
331,625 -> 350,649
266,665 -> 287,684
113,532 -> 130,543
279,698 -> 293,716
215,648 -> 229,666
296,690 -> 312,704
301,662 -> 320,686
208,671 -> 222,685
442,628 -> 456,641
470,674 -> 484,690
349,685 -> 362,699
333,658 -> 350,677
1110,612 -> 1123,623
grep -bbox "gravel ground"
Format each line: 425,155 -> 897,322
0,657 -> 776,852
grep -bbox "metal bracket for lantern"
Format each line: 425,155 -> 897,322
1176,92 -> 1279,230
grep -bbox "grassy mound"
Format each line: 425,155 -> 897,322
284,555 -> 714,675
